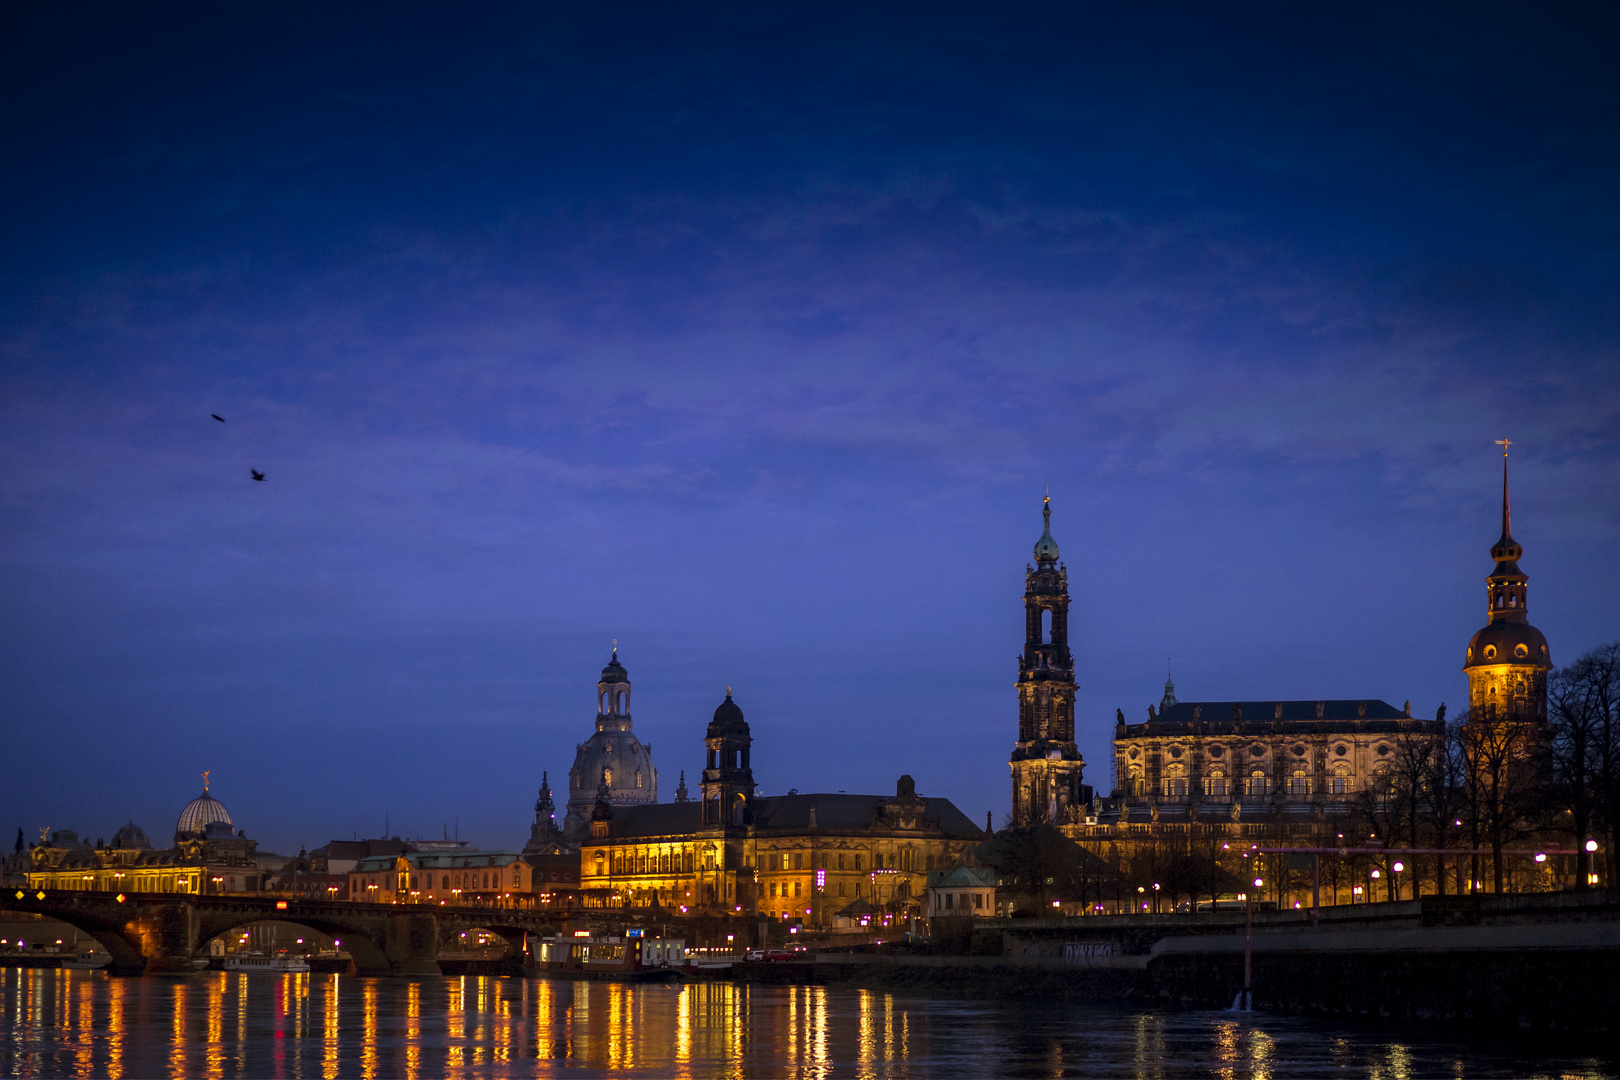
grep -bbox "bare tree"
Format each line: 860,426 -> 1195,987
1421,714 -> 1469,895
1549,643 -> 1620,888
1456,707 -> 1551,892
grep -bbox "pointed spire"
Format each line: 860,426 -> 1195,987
536,772 -> 554,817
1160,661 -> 1178,710
675,770 -> 690,803
1480,441 -> 1533,629
1033,495 -> 1061,565
1495,439 -> 1515,547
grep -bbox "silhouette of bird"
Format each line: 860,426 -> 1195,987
211,414 -> 225,422
250,469 -> 265,481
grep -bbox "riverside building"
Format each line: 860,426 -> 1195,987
568,685 -> 983,926
22,777 -> 268,895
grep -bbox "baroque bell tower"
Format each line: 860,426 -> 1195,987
1009,497 -> 1088,827
1464,442 -> 1552,723
702,689 -> 756,828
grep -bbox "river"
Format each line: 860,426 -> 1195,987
1,968 -> 1613,1078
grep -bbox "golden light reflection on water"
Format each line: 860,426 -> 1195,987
204,973 -> 224,1078
106,972 -> 126,1079
1134,1011 -> 1166,1080
2,966 -> 1614,1078
74,972 -> 93,1077
1212,1018 -> 1241,1080
167,980 -> 188,1078
404,977 -> 421,1080
857,988 -> 876,1078
534,975 -> 556,1060
322,974 -> 340,1080
360,979 -> 378,1079
446,977 -> 464,1072
1248,1025 -> 1275,1080
674,981 -> 691,1067
782,984 -> 831,1080
1368,1041 -> 1414,1080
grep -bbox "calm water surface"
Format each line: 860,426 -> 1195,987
2,968 -> 1615,1078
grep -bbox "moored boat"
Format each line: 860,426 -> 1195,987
223,952 -> 311,973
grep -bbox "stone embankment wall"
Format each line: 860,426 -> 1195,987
787,892 -> 1620,1029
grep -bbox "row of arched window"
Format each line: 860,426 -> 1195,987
1134,763 -> 1385,799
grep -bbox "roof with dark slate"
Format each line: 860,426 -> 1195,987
589,802 -> 704,839
753,793 -> 983,836
1120,699 -> 1435,739
587,792 -> 984,840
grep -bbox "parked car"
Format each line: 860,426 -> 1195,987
764,949 -> 795,962
744,949 -> 766,962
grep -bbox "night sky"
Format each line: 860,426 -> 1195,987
3,4 -> 1616,857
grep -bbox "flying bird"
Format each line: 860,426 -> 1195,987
250,469 -> 265,481
211,414 -> 225,422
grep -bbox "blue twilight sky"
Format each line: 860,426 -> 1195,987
2,4 -> 1617,855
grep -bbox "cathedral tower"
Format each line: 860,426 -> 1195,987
1009,497 -> 1088,827
1464,445 -> 1552,722
702,689 -> 756,827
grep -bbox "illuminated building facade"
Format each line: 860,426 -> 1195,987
347,850 -> 530,905
578,693 -> 984,924
560,648 -> 659,838
24,781 -> 266,894
1009,498 -> 1092,826
1065,456 -> 1547,869
1108,696 -> 1440,826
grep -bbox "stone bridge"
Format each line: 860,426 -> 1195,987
0,889 -> 588,975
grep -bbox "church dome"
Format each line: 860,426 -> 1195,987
111,821 -> 150,850
568,733 -> 657,803
1465,621 -> 1551,671
707,691 -> 748,737
176,788 -> 233,838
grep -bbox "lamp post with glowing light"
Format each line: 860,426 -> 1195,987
1243,874 -> 1263,1010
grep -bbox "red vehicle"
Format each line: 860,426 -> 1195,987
764,949 -> 795,962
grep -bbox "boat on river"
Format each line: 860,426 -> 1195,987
223,953 -> 311,973
63,952 -> 110,971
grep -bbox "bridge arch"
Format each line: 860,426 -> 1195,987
195,913 -> 392,976
0,902 -> 148,974
437,917 -> 547,957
